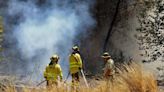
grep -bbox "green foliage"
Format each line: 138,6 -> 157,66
136,0 -> 164,62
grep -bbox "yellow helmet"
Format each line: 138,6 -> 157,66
72,46 -> 79,51
50,54 -> 59,61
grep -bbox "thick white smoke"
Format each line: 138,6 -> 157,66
7,0 -> 95,81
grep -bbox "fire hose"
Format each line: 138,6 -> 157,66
80,69 -> 89,88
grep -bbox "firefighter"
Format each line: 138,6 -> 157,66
44,54 -> 63,87
69,46 -> 83,86
101,52 -> 115,81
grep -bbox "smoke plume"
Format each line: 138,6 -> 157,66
4,0 -> 95,81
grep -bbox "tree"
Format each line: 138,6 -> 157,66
136,0 -> 164,62
103,0 -> 121,51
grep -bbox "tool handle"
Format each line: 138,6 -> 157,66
81,69 -> 89,88
37,80 -> 46,86
64,72 -> 70,83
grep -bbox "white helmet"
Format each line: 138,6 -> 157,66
50,54 -> 59,61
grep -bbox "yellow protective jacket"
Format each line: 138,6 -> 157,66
69,53 -> 82,74
44,64 -> 63,81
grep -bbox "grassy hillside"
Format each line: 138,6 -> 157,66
0,63 -> 159,92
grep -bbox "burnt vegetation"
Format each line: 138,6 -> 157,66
136,0 -> 164,62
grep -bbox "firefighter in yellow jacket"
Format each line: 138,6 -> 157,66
44,55 -> 63,86
69,46 -> 82,86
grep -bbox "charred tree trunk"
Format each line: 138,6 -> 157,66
103,0 -> 121,52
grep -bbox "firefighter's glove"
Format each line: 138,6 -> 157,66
44,76 -> 47,80
79,67 -> 82,70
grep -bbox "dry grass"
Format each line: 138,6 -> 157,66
0,63 -> 158,92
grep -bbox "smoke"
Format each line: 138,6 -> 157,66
4,0 -> 95,81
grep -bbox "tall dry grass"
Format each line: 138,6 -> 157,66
0,63 -> 158,92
